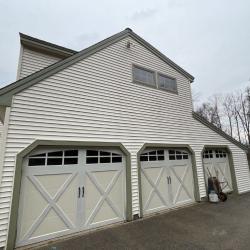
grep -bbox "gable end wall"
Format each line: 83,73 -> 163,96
18,46 -> 63,80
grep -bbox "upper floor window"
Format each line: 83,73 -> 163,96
215,149 -> 227,158
133,65 -> 156,87
158,73 -> 177,92
203,150 -> 213,159
132,65 -> 177,94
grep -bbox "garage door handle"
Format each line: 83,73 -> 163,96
82,186 -> 85,197
169,176 -> 171,184
167,176 -> 169,184
78,187 -> 81,198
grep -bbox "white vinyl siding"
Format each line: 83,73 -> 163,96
0,123 -> 3,145
0,120 -> 6,184
18,47 -> 63,79
0,123 -> 4,166
0,37 -> 249,247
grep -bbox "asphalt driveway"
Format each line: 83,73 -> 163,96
36,193 -> 250,250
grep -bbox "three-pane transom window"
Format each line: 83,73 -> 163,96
133,66 -> 155,86
203,150 -> 213,159
215,150 -> 227,158
169,150 -> 189,160
140,150 -> 165,162
86,150 -> 122,164
28,150 -> 78,166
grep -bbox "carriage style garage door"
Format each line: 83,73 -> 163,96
203,149 -> 233,193
140,149 -> 195,215
16,148 -> 126,247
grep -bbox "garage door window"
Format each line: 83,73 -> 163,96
203,150 -> 213,159
140,150 -> 164,161
28,153 -> 46,166
169,150 -> 189,160
86,150 -> 122,164
28,150 -> 78,166
215,150 -> 227,158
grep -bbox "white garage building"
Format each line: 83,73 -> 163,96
0,28 -> 249,249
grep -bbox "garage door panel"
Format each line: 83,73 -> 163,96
84,166 -> 125,228
204,162 -> 214,177
141,170 -> 154,210
92,170 -> 118,190
140,149 -> 195,215
31,208 -> 69,238
108,173 -> 125,214
217,162 -> 232,192
17,177 -> 48,241
169,164 -> 194,206
17,171 -> 79,246
141,166 -> 168,214
147,192 -> 166,212
57,176 -> 79,226
84,174 -> 102,223
185,168 -> 195,195
91,200 -> 118,225
203,149 -> 233,193
176,187 -> 190,204
36,174 -> 72,198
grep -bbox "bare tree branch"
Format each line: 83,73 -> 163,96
195,86 -> 250,145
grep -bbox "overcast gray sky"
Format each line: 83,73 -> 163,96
0,0 -> 249,104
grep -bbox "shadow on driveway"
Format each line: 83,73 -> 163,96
36,193 -> 250,250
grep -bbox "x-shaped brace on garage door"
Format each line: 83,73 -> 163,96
205,164 -> 231,190
84,169 -> 123,226
215,165 -> 232,190
141,167 -> 167,211
21,173 -> 77,242
170,165 -> 192,205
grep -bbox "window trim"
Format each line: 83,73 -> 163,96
157,72 -> 178,94
132,64 -> 156,88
